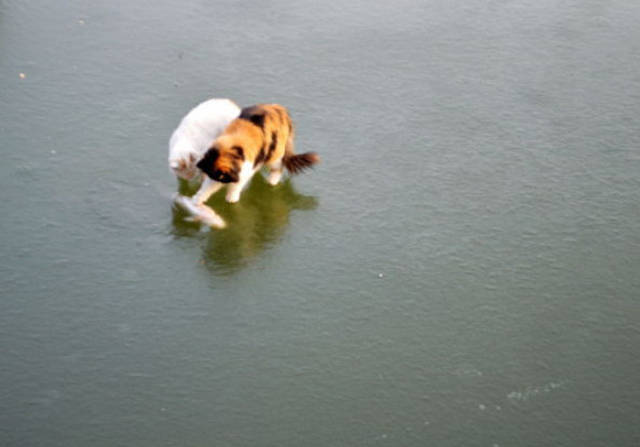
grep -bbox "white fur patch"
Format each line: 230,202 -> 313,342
168,98 -> 240,181
192,177 -> 224,205
225,161 -> 257,203
266,160 -> 283,185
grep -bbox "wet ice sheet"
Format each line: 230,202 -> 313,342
1,1 -> 639,446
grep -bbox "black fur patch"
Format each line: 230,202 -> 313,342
254,146 -> 266,166
267,131 -> 278,159
196,148 -> 219,179
217,168 -> 239,183
239,106 -> 265,129
283,152 -> 319,175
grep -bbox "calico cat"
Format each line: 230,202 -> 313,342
168,98 -> 241,181
193,104 -> 319,204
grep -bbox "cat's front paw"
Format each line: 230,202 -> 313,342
225,193 -> 241,203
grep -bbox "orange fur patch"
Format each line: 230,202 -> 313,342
199,103 -> 318,182
217,104 -> 294,168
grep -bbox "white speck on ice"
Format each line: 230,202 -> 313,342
479,404 -> 486,411
51,150 -> 56,154
378,273 -> 384,278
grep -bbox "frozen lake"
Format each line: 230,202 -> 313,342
1,0 -> 639,445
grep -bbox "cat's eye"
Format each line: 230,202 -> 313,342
231,146 -> 244,159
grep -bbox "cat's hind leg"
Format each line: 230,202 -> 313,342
266,159 -> 283,186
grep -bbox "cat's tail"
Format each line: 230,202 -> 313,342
282,152 -> 320,174
281,125 -> 319,174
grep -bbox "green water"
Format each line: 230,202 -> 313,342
2,1 -> 639,446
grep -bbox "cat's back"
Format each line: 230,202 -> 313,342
170,98 -> 241,156
177,98 -> 241,137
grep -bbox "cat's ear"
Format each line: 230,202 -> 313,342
170,159 -> 187,170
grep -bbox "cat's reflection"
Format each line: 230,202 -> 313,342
171,174 -> 317,274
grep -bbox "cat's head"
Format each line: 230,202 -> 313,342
169,152 -> 199,180
196,137 -> 244,184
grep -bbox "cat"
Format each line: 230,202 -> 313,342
193,104 -> 319,205
168,98 -> 241,181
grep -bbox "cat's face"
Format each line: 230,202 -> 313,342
169,153 -> 198,180
196,141 -> 244,184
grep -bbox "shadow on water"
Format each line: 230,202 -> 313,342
171,174 -> 318,275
